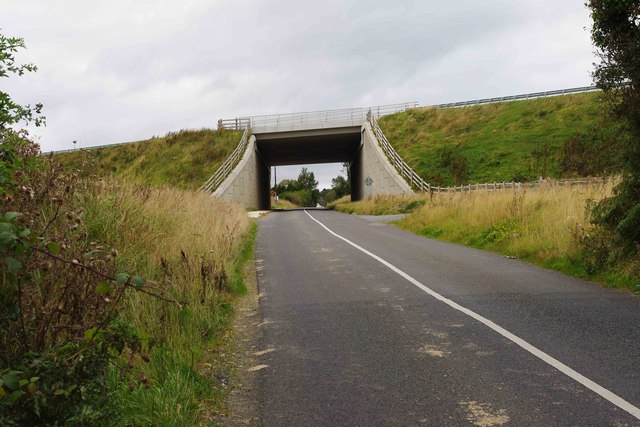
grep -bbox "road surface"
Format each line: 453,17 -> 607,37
253,209 -> 640,426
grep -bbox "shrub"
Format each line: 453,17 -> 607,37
0,132 -> 157,425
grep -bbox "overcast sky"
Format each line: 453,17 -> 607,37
2,1 -> 596,189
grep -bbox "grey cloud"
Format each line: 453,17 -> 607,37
2,1 -> 596,151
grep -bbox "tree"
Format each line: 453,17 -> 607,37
274,178 -> 300,194
331,175 -> 350,198
297,167 -> 318,191
587,1 -> 640,246
0,31 -> 45,129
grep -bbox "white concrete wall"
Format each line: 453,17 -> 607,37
360,122 -> 413,197
213,135 -> 262,209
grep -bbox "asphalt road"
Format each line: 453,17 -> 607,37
253,209 -> 640,426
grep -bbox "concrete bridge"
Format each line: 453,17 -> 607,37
201,103 -> 420,210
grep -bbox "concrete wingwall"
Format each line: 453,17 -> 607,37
213,135 -> 270,210
354,122 -> 413,198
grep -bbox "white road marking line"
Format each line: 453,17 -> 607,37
304,209 -> 640,420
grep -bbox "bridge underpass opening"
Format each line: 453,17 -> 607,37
272,163 -> 346,204
254,126 -> 364,209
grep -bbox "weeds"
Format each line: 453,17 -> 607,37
332,194 -> 427,215
1,130 -> 251,425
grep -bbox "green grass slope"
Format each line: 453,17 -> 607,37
57,129 -> 242,189
379,92 -> 625,186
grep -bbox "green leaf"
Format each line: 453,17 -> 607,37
0,230 -> 17,246
4,256 -> 23,273
46,242 -> 60,255
30,377 -> 39,383
132,275 -> 145,289
4,212 -> 21,221
18,379 -> 28,388
2,373 -> 19,390
8,390 -> 23,403
53,389 -> 66,396
95,282 -> 111,294
14,243 -> 29,257
83,249 -> 103,261
115,273 -> 130,285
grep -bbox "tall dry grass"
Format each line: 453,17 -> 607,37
398,180 -> 615,265
83,182 -> 251,425
332,193 -> 426,215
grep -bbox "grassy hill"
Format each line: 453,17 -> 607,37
56,128 -> 242,189
379,92 -> 626,186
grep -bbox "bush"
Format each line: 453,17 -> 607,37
0,132 -> 154,425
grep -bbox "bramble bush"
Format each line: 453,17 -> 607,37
0,132 -> 163,425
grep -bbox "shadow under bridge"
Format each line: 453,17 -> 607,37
254,126 -> 365,209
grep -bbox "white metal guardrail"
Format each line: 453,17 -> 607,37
218,102 -> 418,132
199,125 -> 251,193
432,85 -> 599,109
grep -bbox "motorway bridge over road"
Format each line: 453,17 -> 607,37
200,103 -> 419,210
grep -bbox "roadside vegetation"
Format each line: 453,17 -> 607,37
379,92 -> 625,186
272,198 -> 301,209
56,129 -> 242,189
329,193 -> 425,215
1,32 -> 252,425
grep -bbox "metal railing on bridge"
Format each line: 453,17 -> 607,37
218,102 -> 418,133
203,103 -> 416,193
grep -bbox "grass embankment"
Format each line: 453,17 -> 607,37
87,184 -> 252,425
329,194 -> 425,215
57,129 -> 242,189
379,92 -> 624,186
333,183 -> 639,290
